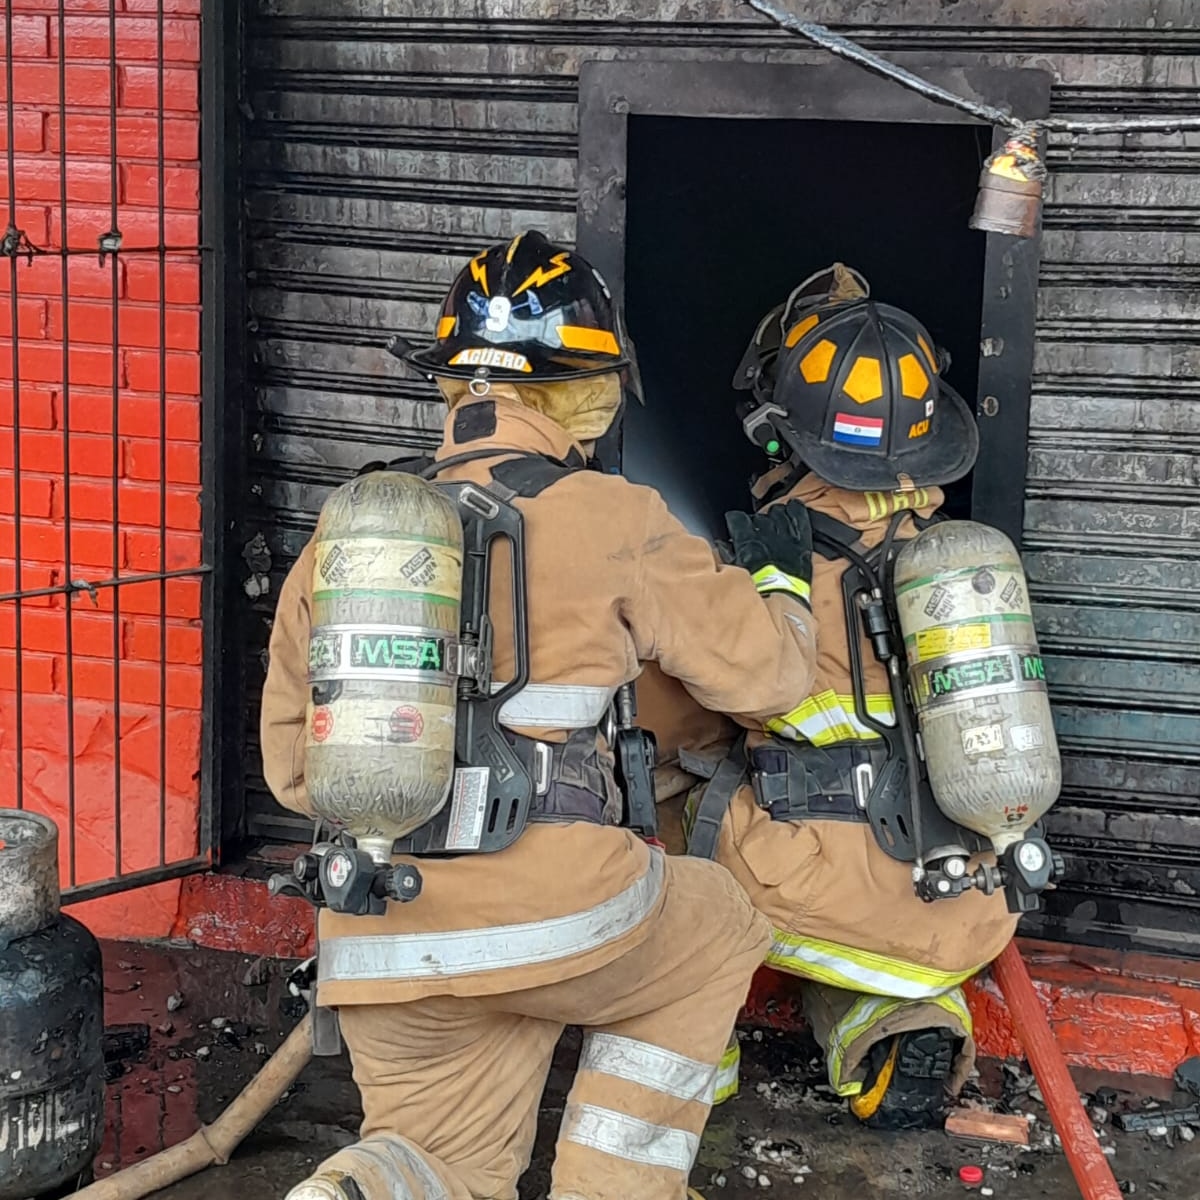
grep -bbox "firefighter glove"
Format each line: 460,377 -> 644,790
724,500 -> 813,608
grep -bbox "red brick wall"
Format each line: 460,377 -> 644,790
1,0 -> 205,936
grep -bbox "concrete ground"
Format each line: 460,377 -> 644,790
92,942 -> 1196,1200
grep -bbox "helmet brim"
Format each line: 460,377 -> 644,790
406,339 -> 629,382
790,381 -> 980,491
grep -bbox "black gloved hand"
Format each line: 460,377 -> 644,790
724,499 -> 814,608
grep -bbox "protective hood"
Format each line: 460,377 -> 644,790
437,373 -> 623,444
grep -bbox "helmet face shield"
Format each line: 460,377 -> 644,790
406,231 -> 633,385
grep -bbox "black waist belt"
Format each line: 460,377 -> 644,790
508,727 -> 622,827
687,736 -> 883,860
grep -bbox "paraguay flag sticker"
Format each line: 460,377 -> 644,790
832,413 -> 884,446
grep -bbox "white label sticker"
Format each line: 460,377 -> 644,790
1010,723 -> 1046,753
961,724 -> 1005,756
0,1089 -> 95,1156
444,767 -> 491,850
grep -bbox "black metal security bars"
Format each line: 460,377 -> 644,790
1,0 -> 213,904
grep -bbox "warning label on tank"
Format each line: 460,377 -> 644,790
305,698 -> 455,753
961,723 -> 1004,756
914,622 -> 993,661
313,536 -> 463,601
1010,723 -> 1046,752
311,707 -> 334,742
444,767 -> 491,851
388,705 -> 425,743
897,567 -> 1035,664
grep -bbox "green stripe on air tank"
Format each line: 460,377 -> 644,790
312,588 -> 458,606
315,531 -> 461,549
894,564 -> 1018,596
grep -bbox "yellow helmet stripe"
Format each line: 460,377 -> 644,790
557,325 -> 620,355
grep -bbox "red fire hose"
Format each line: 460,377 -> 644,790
991,942 -> 1122,1200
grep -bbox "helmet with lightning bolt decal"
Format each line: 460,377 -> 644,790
405,231 -> 638,390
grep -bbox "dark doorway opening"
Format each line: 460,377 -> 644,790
622,115 -> 990,538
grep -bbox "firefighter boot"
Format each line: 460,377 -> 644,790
849,1027 -> 961,1131
284,1135 -> 463,1200
286,1175 -> 362,1200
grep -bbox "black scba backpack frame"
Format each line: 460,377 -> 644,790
269,448 -> 658,919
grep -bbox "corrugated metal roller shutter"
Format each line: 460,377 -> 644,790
240,0 -> 1200,955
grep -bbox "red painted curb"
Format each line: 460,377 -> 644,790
172,870 -> 1200,1079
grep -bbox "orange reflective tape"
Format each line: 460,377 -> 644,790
843,356 -> 884,404
800,338 -> 838,384
436,316 -> 456,339
557,325 -> 620,355
784,313 -> 820,348
898,353 -> 929,399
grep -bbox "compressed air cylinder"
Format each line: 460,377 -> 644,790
893,520 -> 1061,853
305,471 -> 464,844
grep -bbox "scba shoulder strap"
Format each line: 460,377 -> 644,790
357,446 -> 586,501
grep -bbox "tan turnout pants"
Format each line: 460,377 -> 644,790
803,980 -> 976,1097
306,855 -> 770,1200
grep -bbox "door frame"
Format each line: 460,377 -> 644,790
576,58 -> 1052,546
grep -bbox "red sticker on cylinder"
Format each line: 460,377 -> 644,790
311,708 -> 334,742
389,705 -> 424,743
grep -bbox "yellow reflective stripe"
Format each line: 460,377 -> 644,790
765,690 -> 894,746
826,995 -> 906,1095
827,988 -> 972,1095
751,565 -> 812,603
765,930 -> 983,999
864,488 -> 931,521
712,1038 -> 740,1106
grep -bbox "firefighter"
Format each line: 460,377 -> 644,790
262,231 -> 822,1200
654,265 -> 1020,1130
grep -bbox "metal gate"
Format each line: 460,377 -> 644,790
238,0 -> 1200,957
1,0 -> 220,902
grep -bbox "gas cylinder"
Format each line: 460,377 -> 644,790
892,521 -> 1061,853
305,471 -> 464,855
0,811 -> 104,1199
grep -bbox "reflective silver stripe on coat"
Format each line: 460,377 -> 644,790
319,851 -> 665,983
579,1033 -> 718,1103
560,1102 -> 699,1173
492,681 -> 615,729
356,1134 -> 449,1200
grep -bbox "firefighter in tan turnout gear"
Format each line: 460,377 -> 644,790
659,266 -> 1021,1131
260,232 -> 822,1200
